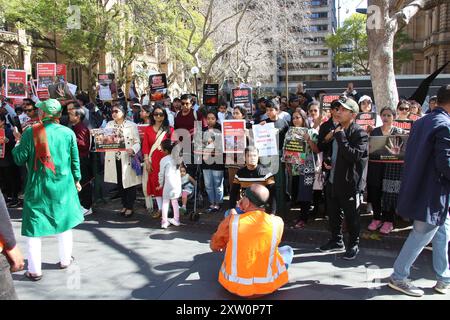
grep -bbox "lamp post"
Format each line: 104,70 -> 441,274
256,81 -> 261,99
191,66 -> 199,100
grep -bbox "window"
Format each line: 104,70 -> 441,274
304,49 -> 329,56
309,24 -> 328,32
279,75 -> 328,81
308,12 -> 328,19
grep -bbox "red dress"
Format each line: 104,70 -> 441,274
142,126 -> 174,196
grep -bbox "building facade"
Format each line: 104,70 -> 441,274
400,2 -> 450,75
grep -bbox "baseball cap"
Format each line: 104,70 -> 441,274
358,95 -> 372,104
36,99 -> 62,116
338,96 -> 359,113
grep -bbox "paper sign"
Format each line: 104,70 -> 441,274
203,84 -> 219,107
369,135 -> 409,163
232,88 -> 253,115
56,64 -> 67,82
222,120 -> 246,154
149,74 -> 168,102
252,123 -> 278,157
137,124 -> 149,141
91,127 -> 126,152
282,127 -> 309,165
392,119 -> 413,133
320,94 -> 341,110
5,69 -> 27,99
356,112 -> 377,131
37,63 -> 56,90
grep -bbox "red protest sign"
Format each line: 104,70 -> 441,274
5,69 -> 27,99
37,63 -> 56,90
222,120 -> 246,154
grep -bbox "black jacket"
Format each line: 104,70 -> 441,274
328,122 -> 368,196
317,117 -> 338,158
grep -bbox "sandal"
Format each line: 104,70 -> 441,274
151,210 -> 161,219
293,220 -> 306,230
59,256 -> 75,269
25,271 -> 42,281
124,210 -> 134,218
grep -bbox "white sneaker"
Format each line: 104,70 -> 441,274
161,221 -> 170,229
168,218 -> 180,226
388,278 -> 424,297
434,281 -> 450,294
83,207 -> 93,216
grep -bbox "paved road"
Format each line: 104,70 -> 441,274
9,208 -> 449,300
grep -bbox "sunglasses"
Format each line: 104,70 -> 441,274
398,107 -> 409,111
153,112 -> 164,117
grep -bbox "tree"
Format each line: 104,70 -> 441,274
326,13 -> 413,76
367,0 -> 442,111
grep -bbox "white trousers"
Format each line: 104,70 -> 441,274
142,163 -> 153,210
161,199 -> 180,224
27,230 -> 73,275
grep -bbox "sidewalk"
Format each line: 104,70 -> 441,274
8,201 -> 447,300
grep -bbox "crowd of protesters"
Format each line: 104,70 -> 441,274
0,80 -> 448,299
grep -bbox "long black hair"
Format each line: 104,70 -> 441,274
150,106 -> 170,129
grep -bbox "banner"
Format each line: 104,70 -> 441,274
282,127 -> 309,165
149,73 -> 167,102
90,127 -> 126,152
203,84 -> 219,107
56,64 -> 67,82
0,128 -> 5,159
36,63 -> 56,90
320,94 -> 340,110
5,69 -> 27,99
369,135 -> 409,163
222,120 -> 246,154
252,123 -> 278,157
356,112 -> 377,131
98,73 -> 114,101
392,119 -> 413,133
232,88 -> 252,115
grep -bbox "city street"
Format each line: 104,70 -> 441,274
8,206 -> 449,300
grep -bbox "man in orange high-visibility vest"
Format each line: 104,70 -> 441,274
210,184 -> 293,298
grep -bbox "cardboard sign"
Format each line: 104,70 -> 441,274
36,63 -> 56,90
369,135 -> 409,163
392,119 -> 413,133
356,112 -> 377,131
149,73 -> 167,102
90,127 -> 126,152
203,84 -> 219,107
320,94 -> 341,110
252,123 -> 278,157
232,88 -> 252,115
0,128 -> 5,159
5,69 -> 27,99
56,64 -> 67,82
222,120 -> 246,154
282,127 -> 309,165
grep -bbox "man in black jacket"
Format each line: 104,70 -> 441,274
319,97 -> 368,260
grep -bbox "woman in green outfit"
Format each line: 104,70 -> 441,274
12,99 -> 83,281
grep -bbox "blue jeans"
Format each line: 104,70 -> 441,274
279,245 -> 294,270
392,218 -> 450,284
202,169 -> 224,205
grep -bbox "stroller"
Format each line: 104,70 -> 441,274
186,164 -> 206,221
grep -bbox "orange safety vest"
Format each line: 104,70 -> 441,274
218,210 -> 289,297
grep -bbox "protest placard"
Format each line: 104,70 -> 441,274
392,119 -> 413,133
252,123 -> 278,157
282,127 -> 309,165
356,112 -> 377,131
98,73 -> 114,101
37,63 -> 56,90
203,84 -> 219,107
149,73 -> 167,101
320,94 -> 341,110
56,64 -> 67,82
5,69 -> 27,99
232,88 -> 253,115
0,128 -> 5,159
137,124 -> 149,141
222,120 -> 246,154
369,135 -> 409,163
91,127 -> 126,152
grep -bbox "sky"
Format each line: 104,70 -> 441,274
338,0 -> 368,25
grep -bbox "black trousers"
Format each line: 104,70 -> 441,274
326,184 -> 361,247
367,184 -> 394,223
0,165 -> 21,199
79,156 -> 93,209
115,160 -> 136,210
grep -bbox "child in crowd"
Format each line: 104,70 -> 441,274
179,164 -> 196,215
157,140 -> 182,229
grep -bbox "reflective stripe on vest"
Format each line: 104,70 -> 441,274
221,213 -> 286,285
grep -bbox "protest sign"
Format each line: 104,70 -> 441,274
56,64 -> 67,82
37,63 -> 56,90
232,88 -> 252,115
137,124 -> 149,141
392,119 -> 413,133
149,73 -> 167,101
369,135 -> 409,163
356,112 -> 377,131
320,94 -> 341,110
203,84 -> 219,107
252,123 -> 278,157
222,120 -> 246,154
67,83 -> 77,96
98,73 -> 114,101
91,127 -> 126,152
5,69 -> 27,99
0,128 -> 5,159
282,127 -> 309,165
